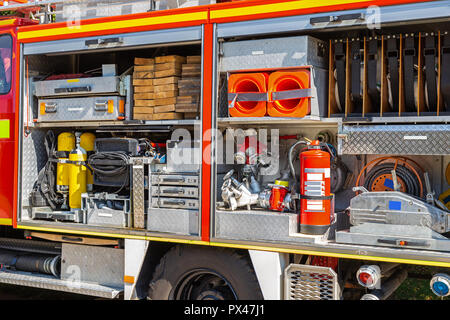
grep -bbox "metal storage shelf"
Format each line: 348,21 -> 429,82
32,119 -> 201,128
217,116 -> 338,126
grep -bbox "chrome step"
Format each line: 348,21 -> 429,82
0,270 -> 122,299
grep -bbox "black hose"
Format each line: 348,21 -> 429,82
88,151 -> 130,193
363,163 -> 422,198
0,249 -> 60,277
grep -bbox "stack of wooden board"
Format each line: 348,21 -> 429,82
133,57 -> 155,121
152,55 -> 186,120
176,56 -> 202,119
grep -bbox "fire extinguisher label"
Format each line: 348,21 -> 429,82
307,173 -> 323,181
306,200 -> 323,211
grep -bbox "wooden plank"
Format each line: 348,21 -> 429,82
134,113 -> 154,120
155,97 -> 177,106
152,112 -> 184,120
155,90 -> 178,99
134,86 -> 154,93
176,103 -> 199,112
154,83 -> 178,93
154,104 -> 176,113
133,106 -> 154,114
153,76 -> 180,86
155,55 -> 186,64
155,62 -> 183,72
182,64 -> 201,72
133,79 -> 153,86
134,65 -> 155,72
155,69 -> 182,78
134,99 -> 155,107
177,95 -> 200,104
134,57 -> 155,65
178,78 -> 201,88
187,56 -> 202,64
134,92 -> 155,100
179,88 -> 201,96
30,232 -> 119,246
181,71 -> 201,77
133,71 -> 155,79
183,112 -> 199,119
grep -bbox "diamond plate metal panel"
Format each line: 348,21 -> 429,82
284,264 -> 341,300
215,210 -> 315,244
0,270 -> 122,299
21,130 -> 48,207
147,208 -> 199,235
61,243 -> 124,288
220,36 -> 327,72
132,158 -> 145,229
339,124 -> 450,155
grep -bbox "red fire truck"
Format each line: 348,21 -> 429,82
0,0 -> 447,301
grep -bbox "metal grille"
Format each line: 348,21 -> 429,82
284,264 -> 340,300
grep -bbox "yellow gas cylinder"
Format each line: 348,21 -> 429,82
56,132 -> 75,194
69,138 -> 87,210
80,132 -> 96,192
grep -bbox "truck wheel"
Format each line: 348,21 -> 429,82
148,245 -> 263,300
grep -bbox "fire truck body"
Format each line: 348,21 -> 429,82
0,0 -> 447,300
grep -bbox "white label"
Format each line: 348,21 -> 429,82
403,135 -> 427,140
98,213 -> 113,218
324,168 -> 331,178
307,200 -> 323,211
252,50 -> 264,55
307,173 -> 323,181
68,108 -> 83,112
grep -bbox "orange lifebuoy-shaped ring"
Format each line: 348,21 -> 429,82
268,69 -> 311,118
228,72 -> 269,117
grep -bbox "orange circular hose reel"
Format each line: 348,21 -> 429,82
228,72 -> 269,117
267,69 -> 311,118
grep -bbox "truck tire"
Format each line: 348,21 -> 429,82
148,245 -> 264,300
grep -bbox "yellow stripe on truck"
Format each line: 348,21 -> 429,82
18,11 -> 207,40
210,0 -> 370,19
15,224 -> 450,268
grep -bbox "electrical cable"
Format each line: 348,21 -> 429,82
88,151 -> 130,194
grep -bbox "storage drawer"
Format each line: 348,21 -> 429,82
83,195 -> 130,228
147,208 -> 199,236
151,174 -> 199,186
151,197 -> 199,210
37,96 -> 125,122
151,186 -> 199,198
34,76 -> 121,97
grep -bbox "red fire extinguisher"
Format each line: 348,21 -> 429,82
299,140 -> 332,235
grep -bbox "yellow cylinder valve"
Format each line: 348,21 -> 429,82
69,143 -> 87,210
56,132 -> 75,194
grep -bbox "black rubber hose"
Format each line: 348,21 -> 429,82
363,163 -> 421,198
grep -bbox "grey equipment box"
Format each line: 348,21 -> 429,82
220,35 -> 328,72
151,185 -> 199,198
82,193 -> 131,228
149,172 -> 200,210
37,95 -> 125,122
34,76 -> 121,98
147,208 -> 199,235
151,197 -> 199,210
151,173 -> 199,186
166,140 -> 201,173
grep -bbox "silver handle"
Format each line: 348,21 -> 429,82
94,101 -> 108,111
45,103 -> 57,113
161,188 -> 185,195
161,199 -> 186,206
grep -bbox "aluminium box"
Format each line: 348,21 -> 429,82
37,95 -> 125,122
34,76 -> 121,98
220,35 -> 328,72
